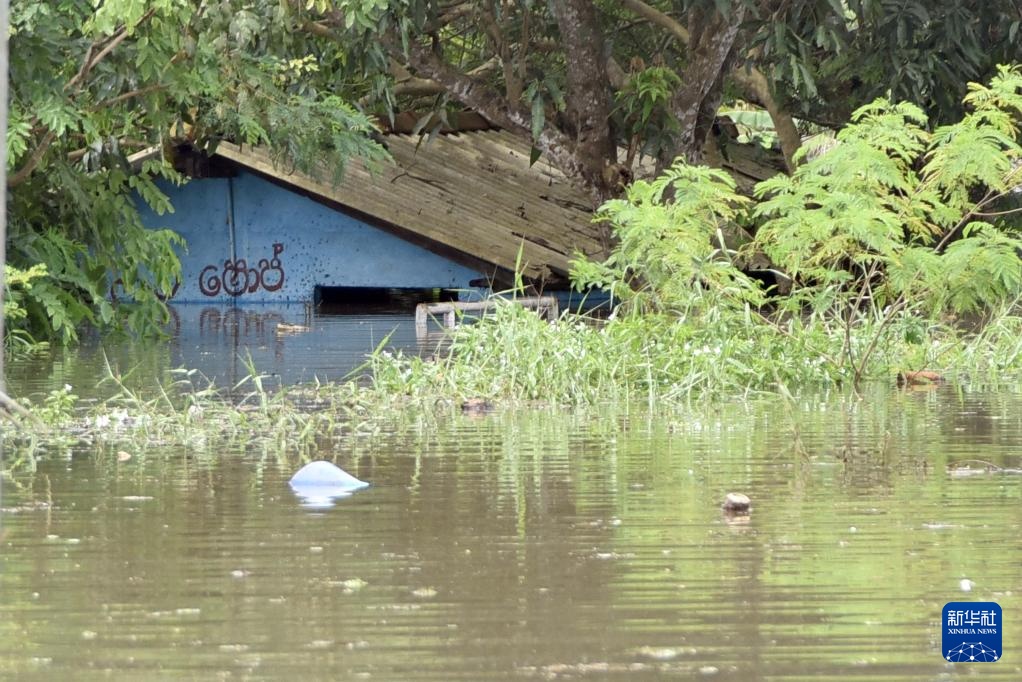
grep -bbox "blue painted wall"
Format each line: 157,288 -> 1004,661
138,170 -> 482,303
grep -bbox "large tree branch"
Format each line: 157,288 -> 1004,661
0,389 -> 45,427
94,82 -> 169,110
664,7 -> 745,167
478,1 -> 519,101
66,137 -> 150,163
7,131 -> 56,188
10,8 -> 160,188
301,20 -> 340,41
733,65 -> 800,171
511,4 -> 530,103
621,0 -> 799,171
377,58 -> 500,100
66,8 -> 158,92
549,0 -> 617,196
620,0 -> 689,44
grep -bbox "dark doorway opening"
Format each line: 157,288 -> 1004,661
314,286 -> 460,314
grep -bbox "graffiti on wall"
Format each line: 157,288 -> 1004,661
199,243 -> 285,297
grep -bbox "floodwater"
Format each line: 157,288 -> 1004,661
5,305 -> 431,393
3,308 -> 1022,680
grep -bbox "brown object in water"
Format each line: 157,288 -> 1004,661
461,398 -> 494,415
722,492 -> 751,514
897,370 -> 944,386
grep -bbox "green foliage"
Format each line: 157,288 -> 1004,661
3,264 -> 48,350
6,0 -> 389,343
570,66 -> 1022,388
266,0 -> 1022,202
369,299 -> 841,405
3,264 -> 47,324
34,384 -> 79,426
573,164 -> 764,313
0,351 -> 410,459
613,65 -> 682,160
523,76 -> 567,148
754,65 -> 1022,321
757,0 -> 1022,125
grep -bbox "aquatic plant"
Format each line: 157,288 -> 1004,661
0,351 -> 410,466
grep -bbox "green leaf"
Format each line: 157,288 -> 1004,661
531,95 -> 545,143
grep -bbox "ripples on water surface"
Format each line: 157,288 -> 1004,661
6,305 -> 430,393
2,307 -> 1022,679
4,388 -> 1022,680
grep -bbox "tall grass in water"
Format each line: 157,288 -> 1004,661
367,299 -> 847,407
924,300 -> 1022,385
1,351 -> 418,465
7,297 -> 1022,472
367,295 -> 1022,407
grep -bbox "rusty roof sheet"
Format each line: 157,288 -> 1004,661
214,130 -> 606,281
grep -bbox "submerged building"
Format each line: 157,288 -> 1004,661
138,118 -> 606,305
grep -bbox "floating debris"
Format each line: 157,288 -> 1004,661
960,579 -> 974,592
116,450 -> 132,462
289,461 -> 369,509
461,398 -> 494,415
276,323 -> 311,335
722,492 -> 751,513
290,461 -> 368,490
591,550 -> 636,561
633,646 -> 690,661
947,460 -> 1022,477
335,578 -> 367,594
218,644 -> 249,653
0,501 -> 51,514
896,370 -> 944,386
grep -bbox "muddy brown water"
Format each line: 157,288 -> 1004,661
3,308 -> 1022,679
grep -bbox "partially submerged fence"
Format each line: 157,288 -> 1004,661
414,296 -> 559,338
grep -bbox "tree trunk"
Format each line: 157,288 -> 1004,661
548,0 -> 619,201
661,7 -> 746,171
733,65 -> 801,172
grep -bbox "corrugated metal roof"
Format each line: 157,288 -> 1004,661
214,131 -> 607,281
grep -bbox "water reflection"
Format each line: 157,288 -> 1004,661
289,487 -> 359,510
6,304 -> 437,397
2,389 -> 1022,679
